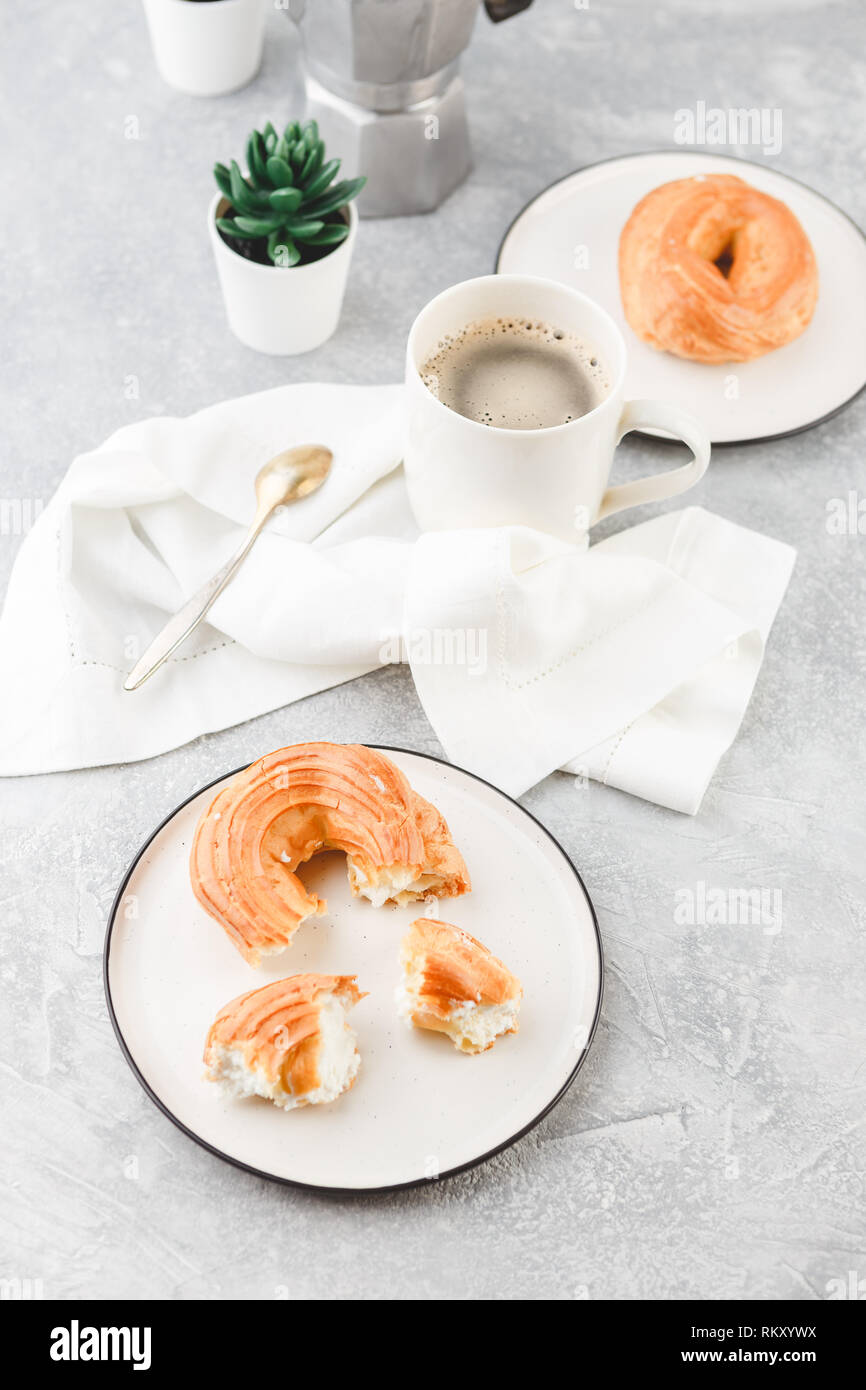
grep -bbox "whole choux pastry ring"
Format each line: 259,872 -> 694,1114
618,174 -> 818,363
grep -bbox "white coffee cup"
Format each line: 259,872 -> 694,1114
404,274 -> 710,540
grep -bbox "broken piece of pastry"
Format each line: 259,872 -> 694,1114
397,918 -> 522,1054
204,974 -> 365,1110
190,742 -> 471,967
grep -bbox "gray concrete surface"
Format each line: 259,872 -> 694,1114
1,0 -> 864,1301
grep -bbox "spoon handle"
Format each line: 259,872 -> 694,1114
122,513 -> 268,692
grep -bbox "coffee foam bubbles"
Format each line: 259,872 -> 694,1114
420,316 -> 611,430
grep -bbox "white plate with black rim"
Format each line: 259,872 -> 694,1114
104,746 -> 603,1193
496,150 -> 866,445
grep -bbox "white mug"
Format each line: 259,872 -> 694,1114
404,274 -> 711,541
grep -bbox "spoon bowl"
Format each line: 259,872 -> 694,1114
254,444 -> 333,513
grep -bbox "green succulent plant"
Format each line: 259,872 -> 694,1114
214,120 -> 365,268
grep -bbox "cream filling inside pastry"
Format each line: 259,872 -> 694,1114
300,996 -> 361,1107
396,979 -> 520,1054
348,862 -> 446,908
445,998 -> 522,1053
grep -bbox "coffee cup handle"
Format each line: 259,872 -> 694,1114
597,399 -> 711,522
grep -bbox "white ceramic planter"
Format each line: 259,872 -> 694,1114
208,196 -> 358,355
142,0 -> 267,98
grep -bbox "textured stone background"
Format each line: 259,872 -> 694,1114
1,0 -> 864,1300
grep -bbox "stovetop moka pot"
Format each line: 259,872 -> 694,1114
286,0 -> 533,217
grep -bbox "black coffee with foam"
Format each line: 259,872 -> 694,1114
421,316 -> 611,430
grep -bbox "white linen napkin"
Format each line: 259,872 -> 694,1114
0,383 -> 795,812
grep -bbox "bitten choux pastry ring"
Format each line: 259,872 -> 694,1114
190,742 -> 470,966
